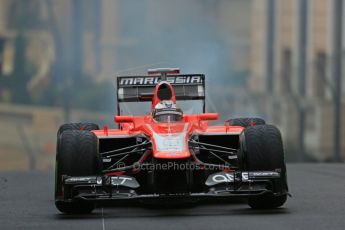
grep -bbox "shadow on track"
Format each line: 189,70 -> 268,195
54,199 -> 290,220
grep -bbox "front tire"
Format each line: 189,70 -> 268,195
57,122 -> 99,137
55,130 -> 101,214
247,194 -> 287,209
242,124 -> 288,209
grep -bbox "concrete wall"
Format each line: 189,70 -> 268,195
0,103 -> 110,171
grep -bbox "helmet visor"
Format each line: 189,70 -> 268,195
153,109 -> 183,122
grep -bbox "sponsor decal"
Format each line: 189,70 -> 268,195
205,171 -> 280,186
65,176 -> 96,184
111,176 -> 132,186
110,176 -> 140,188
119,75 -> 203,86
228,155 -> 238,160
102,158 -> 112,163
210,172 -> 250,184
242,172 -> 249,181
251,172 -> 280,177
146,123 -> 188,152
212,173 -> 234,183
205,172 -> 235,186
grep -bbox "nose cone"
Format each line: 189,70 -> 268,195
152,81 -> 176,110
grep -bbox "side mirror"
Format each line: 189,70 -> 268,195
114,116 -> 134,123
198,113 -> 218,121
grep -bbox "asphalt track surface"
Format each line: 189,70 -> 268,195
0,163 -> 345,230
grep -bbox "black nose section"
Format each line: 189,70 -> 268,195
157,83 -> 173,100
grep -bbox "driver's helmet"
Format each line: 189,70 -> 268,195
152,100 -> 183,122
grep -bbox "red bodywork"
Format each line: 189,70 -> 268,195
92,81 -> 244,160
55,71 -> 288,211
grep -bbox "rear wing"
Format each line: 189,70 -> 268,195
116,74 -> 206,115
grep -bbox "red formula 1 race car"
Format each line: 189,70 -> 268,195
55,68 -> 289,214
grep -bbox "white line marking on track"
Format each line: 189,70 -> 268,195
101,207 -> 105,230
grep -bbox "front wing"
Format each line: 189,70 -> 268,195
58,171 -> 287,202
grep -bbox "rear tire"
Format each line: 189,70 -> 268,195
242,124 -> 288,209
227,117 -> 265,127
55,130 -> 101,214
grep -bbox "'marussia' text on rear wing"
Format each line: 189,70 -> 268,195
117,75 -> 205,101
116,74 -> 206,113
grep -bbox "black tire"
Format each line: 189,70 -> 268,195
227,117 -> 265,127
57,123 -> 99,138
242,124 -> 288,209
56,123 -> 99,171
55,130 -> 101,214
56,123 -> 100,168
247,194 -> 287,210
